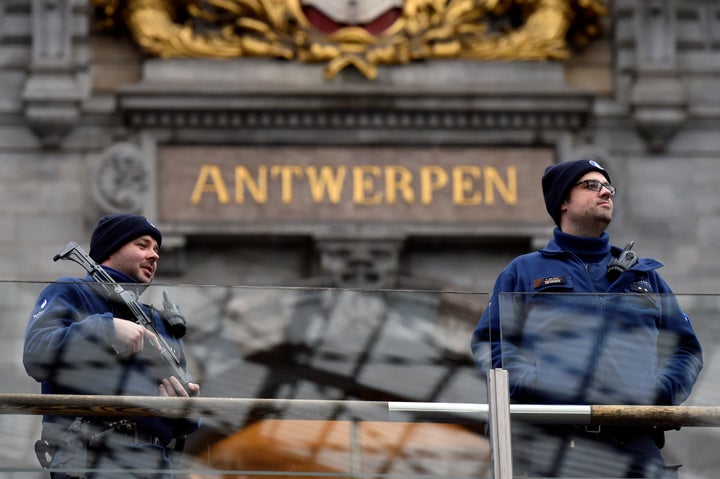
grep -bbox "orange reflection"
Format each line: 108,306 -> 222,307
195,420 -> 491,478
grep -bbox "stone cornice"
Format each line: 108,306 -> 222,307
118,87 -> 593,135
122,106 -> 590,133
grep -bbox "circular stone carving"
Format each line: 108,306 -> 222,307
92,142 -> 148,214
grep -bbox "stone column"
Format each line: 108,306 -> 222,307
630,0 -> 687,153
22,0 -> 88,148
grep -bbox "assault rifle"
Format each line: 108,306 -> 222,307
53,241 -> 194,393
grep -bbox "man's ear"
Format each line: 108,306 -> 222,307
560,198 -> 570,215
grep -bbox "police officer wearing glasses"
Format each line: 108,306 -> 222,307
471,159 -> 703,478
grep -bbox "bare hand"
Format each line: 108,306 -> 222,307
112,318 -> 159,357
159,377 -> 200,397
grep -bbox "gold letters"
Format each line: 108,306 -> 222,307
420,166 -> 449,205
190,164 -> 518,207
236,166 -> 267,203
190,165 -> 230,204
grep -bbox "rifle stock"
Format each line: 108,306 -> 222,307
54,241 -> 194,393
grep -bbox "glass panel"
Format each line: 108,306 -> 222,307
5,284 -> 720,478
1,281 -> 490,478
493,292 -> 715,479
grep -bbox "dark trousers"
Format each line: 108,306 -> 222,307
513,424 -> 667,478
39,419 -> 175,479
49,440 -> 174,479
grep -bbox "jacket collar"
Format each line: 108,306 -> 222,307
542,228 -> 664,272
542,228 -> 611,257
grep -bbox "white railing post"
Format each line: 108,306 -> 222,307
487,368 -> 513,479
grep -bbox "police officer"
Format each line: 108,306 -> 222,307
471,159 -> 703,478
24,214 -> 200,478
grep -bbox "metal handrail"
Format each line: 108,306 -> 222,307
1,393 -> 719,427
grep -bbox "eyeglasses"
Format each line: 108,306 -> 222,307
574,179 -> 616,197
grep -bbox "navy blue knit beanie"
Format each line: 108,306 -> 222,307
542,159 -> 612,226
89,214 -> 162,263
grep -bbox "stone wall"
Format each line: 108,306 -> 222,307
0,0 -> 719,295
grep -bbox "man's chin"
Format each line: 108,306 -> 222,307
136,272 -> 153,283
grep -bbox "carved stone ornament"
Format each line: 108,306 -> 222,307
91,0 -> 607,79
317,239 -> 402,288
92,142 -> 149,214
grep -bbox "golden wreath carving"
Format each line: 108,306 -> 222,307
92,0 -> 607,80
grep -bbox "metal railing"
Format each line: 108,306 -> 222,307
1,389 -> 720,478
3,393 -> 718,427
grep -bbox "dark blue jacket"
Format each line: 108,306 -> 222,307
23,267 -> 199,443
471,229 -> 703,406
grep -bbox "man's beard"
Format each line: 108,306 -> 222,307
574,209 -> 612,235
590,213 -> 611,229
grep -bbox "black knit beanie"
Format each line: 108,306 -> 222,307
542,159 -> 612,226
89,214 -> 163,263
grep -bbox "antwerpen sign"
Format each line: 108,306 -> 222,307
158,146 -> 553,227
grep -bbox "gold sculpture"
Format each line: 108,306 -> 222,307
91,0 -> 607,80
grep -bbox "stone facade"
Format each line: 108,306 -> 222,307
1,1 -> 719,294
2,1 -> 720,476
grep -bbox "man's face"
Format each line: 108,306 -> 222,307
104,234 -> 159,283
561,171 -> 613,234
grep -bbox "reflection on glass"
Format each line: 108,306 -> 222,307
1,285 -> 717,478
2,282 -> 490,478
492,292 -> 704,479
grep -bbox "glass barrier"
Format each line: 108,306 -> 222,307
0,281 -> 490,478
3,282 -> 719,479
485,292 -> 719,479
